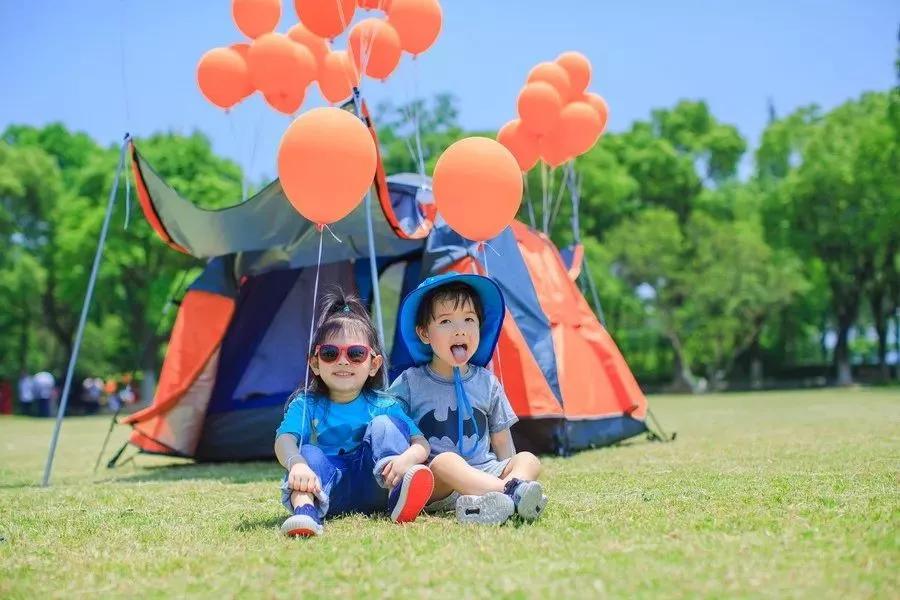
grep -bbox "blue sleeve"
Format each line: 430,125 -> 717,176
275,394 -> 313,442
386,402 -> 423,438
386,371 -> 412,413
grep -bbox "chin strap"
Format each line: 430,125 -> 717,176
453,366 -> 479,458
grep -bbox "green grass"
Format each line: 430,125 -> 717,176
1,388 -> 898,598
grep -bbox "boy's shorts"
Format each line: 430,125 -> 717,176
424,457 -> 511,513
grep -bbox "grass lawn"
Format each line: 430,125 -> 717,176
1,388 -> 897,598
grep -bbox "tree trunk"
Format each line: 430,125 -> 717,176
894,312 -> 900,382
667,331 -> 701,393
834,320 -> 854,386
17,303 -> 31,374
749,335 -> 764,390
869,281 -> 890,382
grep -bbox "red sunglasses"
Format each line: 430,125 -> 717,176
314,344 -> 375,364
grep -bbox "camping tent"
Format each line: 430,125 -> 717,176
118,118 -> 650,461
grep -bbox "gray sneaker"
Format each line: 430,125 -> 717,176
455,491 -> 515,525
505,479 -> 548,521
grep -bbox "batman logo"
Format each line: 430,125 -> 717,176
417,406 -> 488,445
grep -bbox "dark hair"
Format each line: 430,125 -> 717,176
415,282 -> 484,331
304,287 -> 386,396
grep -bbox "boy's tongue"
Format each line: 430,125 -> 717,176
450,344 -> 468,364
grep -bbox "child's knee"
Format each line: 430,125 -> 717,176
430,451 -> 465,474
367,414 -> 409,439
518,451 -> 542,476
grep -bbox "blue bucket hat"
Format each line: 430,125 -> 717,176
398,272 -> 506,368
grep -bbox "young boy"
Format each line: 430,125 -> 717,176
389,273 -> 547,525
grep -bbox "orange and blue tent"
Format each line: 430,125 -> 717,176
120,117 -> 651,461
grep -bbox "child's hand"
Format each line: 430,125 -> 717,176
381,455 -> 413,488
288,463 -> 321,494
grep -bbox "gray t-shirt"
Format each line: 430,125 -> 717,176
388,365 -> 519,468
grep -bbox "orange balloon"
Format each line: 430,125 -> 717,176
294,0 -> 356,39
358,0 -> 391,9
556,51 -> 592,98
497,120 -> 539,172
388,0 -> 442,55
560,101 -> 604,156
539,102 -> 603,166
349,18 -> 402,80
228,43 -> 255,99
581,92 -> 610,134
278,107 -> 377,224
287,23 -> 329,75
537,128 -> 569,168
526,62 -> 571,102
265,88 -> 305,115
248,33 -> 316,100
432,137 -> 523,242
196,47 -> 251,109
319,50 -> 360,103
517,82 -> 562,136
232,0 -> 281,39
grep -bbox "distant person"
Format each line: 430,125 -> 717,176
33,371 -> 55,418
18,371 -> 36,417
105,378 -> 121,412
82,377 -> 102,415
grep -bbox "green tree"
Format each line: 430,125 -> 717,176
759,92 -> 900,385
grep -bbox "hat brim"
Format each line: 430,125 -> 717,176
398,273 -> 506,368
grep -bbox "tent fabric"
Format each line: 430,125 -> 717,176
510,222 -> 647,421
123,148 -> 651,459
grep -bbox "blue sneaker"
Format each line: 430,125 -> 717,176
504,478 -> 547,521
281,504 -> 323,537
387,464 -> 435,523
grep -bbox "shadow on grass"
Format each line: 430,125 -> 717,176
100,461 -> 281,485
236,513 -> 284,532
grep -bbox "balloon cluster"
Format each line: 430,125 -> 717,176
196,0 -> 443,116
195,0 -> 444,226
498,52 -> 609,171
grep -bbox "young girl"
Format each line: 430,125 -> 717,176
275,291 -> 434,537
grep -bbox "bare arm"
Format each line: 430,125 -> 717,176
274,433 -> 306,469
275,433 -> 320,494
405,435 -> 430,464
381,435 -> 431,487
490,429 -> 516,461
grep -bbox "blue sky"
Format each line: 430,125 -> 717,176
2,1 -> 897,181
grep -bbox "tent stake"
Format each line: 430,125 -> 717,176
42,133 -> 130,487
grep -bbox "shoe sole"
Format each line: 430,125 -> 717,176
391,465 -> 435,523
515,481 -> 547,521
280,514 -> 323,537
456,492 -> 515,525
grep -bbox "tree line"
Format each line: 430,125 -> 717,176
1,87 -> 897,393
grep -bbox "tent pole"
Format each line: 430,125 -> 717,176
42,133 -> 131,487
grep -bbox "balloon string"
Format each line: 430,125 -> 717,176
322,223 -> 343,243
523,173 -> 536,229
548,163 -> 569,235
226,112 -> 247,202
245,108 -> 265,201
411,58 -> 427,178
476,246 -> 505,383
299,227 -> 325,451
540,162 -> 548,233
